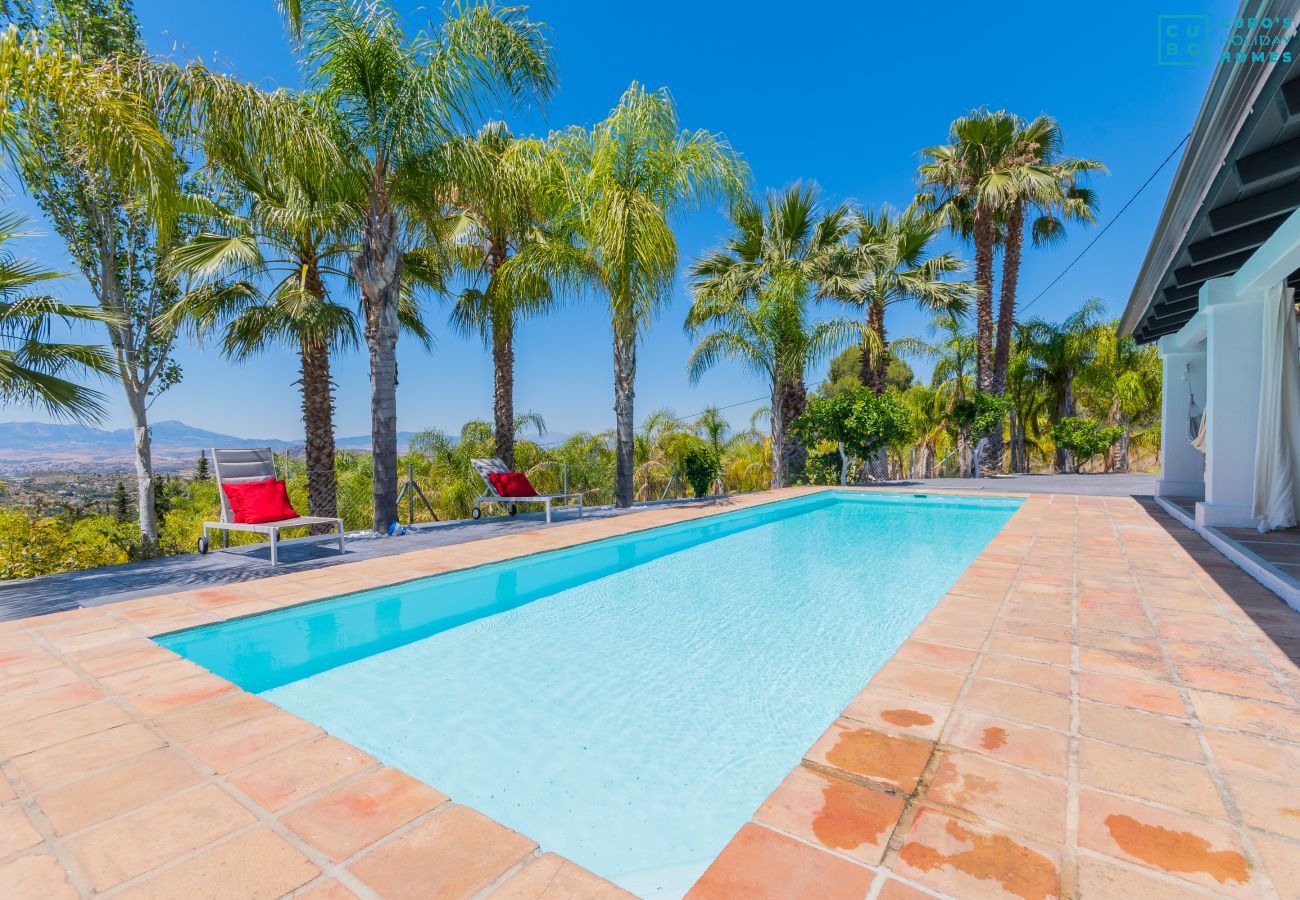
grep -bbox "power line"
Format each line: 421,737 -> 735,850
1019,132 -> 1191,314
533,394 -> 770,448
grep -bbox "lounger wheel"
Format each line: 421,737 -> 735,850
471,507 -> 481,520
508,503 -> 518,516
197,536 -> 210,555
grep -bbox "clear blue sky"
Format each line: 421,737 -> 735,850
1,0 -> 1234,440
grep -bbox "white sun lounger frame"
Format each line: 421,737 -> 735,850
202,447 -> 344,565
470,458 -> 583,525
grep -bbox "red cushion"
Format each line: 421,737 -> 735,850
222,478 -> 298,524
487,471 -> 538,498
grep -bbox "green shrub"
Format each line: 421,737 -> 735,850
1050,417 -> 1123,469
682,444 -> 720,497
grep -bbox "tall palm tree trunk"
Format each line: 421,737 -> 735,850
299,338 -> 338,530
613,321 -> 636,508
354,187 -> 403,533
860,303 -> 887,394
992,205 -> 1023,395
493,312 -> 516,470
779,376 -> 807,482
973,207 -> 996,393
768,377 -> 785,489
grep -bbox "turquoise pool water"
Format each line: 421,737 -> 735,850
160,491 -> 1019,896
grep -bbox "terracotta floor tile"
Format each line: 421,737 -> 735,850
1079,672 -> 1185,716
0,681 -> 102,729
151,690 -> 277,743
869,658 -> 966,703
1078,739 -> 1226,818
115,827 -> 319,900
1075,854 -> 1218,900
924,750 -> 1067,841
226,735 -> 376,813
0,804 -> 43,857
875,879 -> 936,900
804,720 -> 933,793
9,721 -> 164,791
1253,832 -> 1300,900
294,878 -> 362,900
944,709 -> 1069,777
1078,702 -> 1202,761
125,673 -> 236,717
840,686 -> 951,741
964,678 -> 1071,730
75,641 -> 176,677
97,658 -> 204,695
65,783 -> 256,891
36,747 -> 204,836
0,853 -> 79,900
1178,664 -> 1295,704
754,765 -> 904,865
987,634 -> 1071,666
977,655 -> 1072,696
0,699 -> 131,757
1076,788 -> 1252,896
908,620 -> 988,650
893,807 -> 1060,900
995,617 -> 1073,642
1223,771 -> 1300,840
282,766 -> 448,862
1079,648 -> 1172,681
349,804 -> 537,899
1205,729 -> 1300,781
1190,690 -> 1300,741
688,822 -> 876,899
493,853 -> 633,899
186,709 -> 321,773
893,640 -> 978,673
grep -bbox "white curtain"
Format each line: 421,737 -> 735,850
1251,283 -> 1300,531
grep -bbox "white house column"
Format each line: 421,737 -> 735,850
1156,334 -> 1205,499
1197,278 -> 1272,528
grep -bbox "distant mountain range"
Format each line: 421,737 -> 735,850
0,420 -> 416,473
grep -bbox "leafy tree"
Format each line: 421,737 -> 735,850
991,117 -> 1102,395
522,83 -> 743,508
1018,298 -> 1104,471
1051,417 -> 1122,473
688,184 -> 864,487
681,443 -> 720,498
111,480 -> 129,522
0,213 -> 116,419
792,388 -> 909,485
290,0 -> 555,530
447,122 -> 562,470
1076,321 -> 1161,472
821,345 -> 915,396
841,205 -> 970,393
10,0 -> 325,545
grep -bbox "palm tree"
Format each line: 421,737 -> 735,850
446,122 -> 560,470
521,83 -> 744,507
895,312 -> 978,472
688,186 -> 869,487
991,116 -> 1102,395
1077,321 -> 1161,471
693,405 -> 730,455
166,149 -> 369,526
1018,298 -> 1104,472
0,213 -> 115,419
290,0 -> 555,531
845,205 -> 971,393
916,110 -> 1019,393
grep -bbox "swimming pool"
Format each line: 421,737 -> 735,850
160,490 -> 1020,895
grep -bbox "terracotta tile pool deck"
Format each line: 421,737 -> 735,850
1,486 -> 1299,898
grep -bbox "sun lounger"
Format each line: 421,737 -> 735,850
199,447 -> 344,565
470,458 -> 583,525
